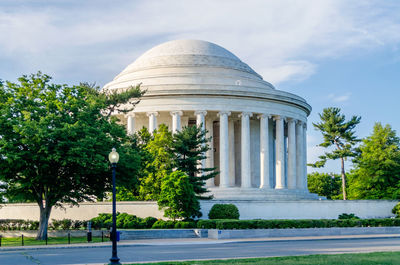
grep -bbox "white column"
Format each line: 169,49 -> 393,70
275,115 -> 286,189
170,111 -> 183,133
240,112 -> 252,188
228,119 -> 235,186
147,112 -> 158,133
296,121 -> 304,189
218,111 -> 231,188
195,110 -> 207,176
302,122 -> 308,190
205,117 -> 215,187
258,114 -> 271,189
127,114 -> 135,136
287,118 -> 297,189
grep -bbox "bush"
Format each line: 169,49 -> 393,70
0,219 -> 39,231
196,219 -> 217,229
338,213 -> 360,219
392,203 -> 400,217
208,204 -> 240,220
151,220 -> 176,229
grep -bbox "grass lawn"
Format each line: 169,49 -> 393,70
0,236 -> 104,247
126,252 -> 400,265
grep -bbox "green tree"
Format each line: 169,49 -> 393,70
158,170 -> 201,220
310,107 -> 361,200
171,125 -> 216,199
347,123 -> 400,199
307,172 -> 342,199
0,72 -> 143,239
139,124 -> 173,200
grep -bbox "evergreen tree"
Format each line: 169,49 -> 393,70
348,123 -> 400,199
158,170 -> 201,220
310,107 -> 361,200
171,125 -> 217,199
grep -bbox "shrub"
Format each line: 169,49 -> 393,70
151,220 -> 176,229
392,203 -> 400,217
196,219 -> 217,229
174,221 -> 196,229
338,213 -> 360,219
208,204 -> 240,220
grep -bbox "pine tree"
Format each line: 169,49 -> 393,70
310,107 -> 361,200
171,125 -> 217,199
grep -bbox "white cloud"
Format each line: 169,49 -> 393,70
328,92 -> 352,103
0,0 -> 399,85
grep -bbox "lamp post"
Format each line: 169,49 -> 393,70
108,148 -> 120,265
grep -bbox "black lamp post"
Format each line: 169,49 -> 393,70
108,148 -> 121,265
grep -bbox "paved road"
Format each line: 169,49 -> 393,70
1,237 -> 400,265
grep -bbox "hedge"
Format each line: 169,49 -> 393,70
195,218 -> 400,230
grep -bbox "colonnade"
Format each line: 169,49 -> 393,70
126,110 -> 308,191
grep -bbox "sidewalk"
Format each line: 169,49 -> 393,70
1,233 -> 399,252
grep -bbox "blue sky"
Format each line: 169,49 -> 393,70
1,0 -> 399,174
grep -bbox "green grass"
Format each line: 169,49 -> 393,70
126,252 -> 400,265
0,236 -> 105,247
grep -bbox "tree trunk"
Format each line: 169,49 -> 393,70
341,157 -> 347,200
36,204 -> 52,240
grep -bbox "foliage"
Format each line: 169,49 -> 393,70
171,125 -> 216,199
310,107 -> 361,200
338,213 -> 360,220
0,72 -> 143,239
208,204 -> 240,219
0,219 -> 39,230
49,219 -> 87,230
139,124 -> 174,200
347,123 -> 400,200
195,218 -> 400,230
90,213 -> 158,229
158,170 -> 202,220
307,172 -> 342,199
392,203 -> 400,217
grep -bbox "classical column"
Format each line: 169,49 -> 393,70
228,119 -> 235,186
170,111 -> 183,133
302,122 -> 308,190
195,110 -> 207,176
218,111 -> 231,188
205,117 -> 214,187
275,115 -> 286,189
287,118 -> 297,189
296,121 -> 304,189
258,114 -> 271,189
147,112 -> 159,133
240,112 -> 252,188
126,114 -> 135,136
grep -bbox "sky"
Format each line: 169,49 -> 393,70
1,0 -> 400,174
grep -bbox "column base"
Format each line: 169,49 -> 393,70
206,187 -> 321,201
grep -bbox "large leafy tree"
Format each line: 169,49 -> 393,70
171,125 -> 217,200
310,107 -> 361,200
138,124 -> 174,200
307,172 -> 342,200
0,72 -> 143,239
347,123 -> 400,199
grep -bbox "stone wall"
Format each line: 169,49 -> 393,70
0,200 -> 397,221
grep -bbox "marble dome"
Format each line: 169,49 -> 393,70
105,39 -> 317,200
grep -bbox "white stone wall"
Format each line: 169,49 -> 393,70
0,200 -> 397,221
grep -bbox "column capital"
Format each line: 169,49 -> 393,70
287,117 -> 297,124
257,113 -> 271,119
217,111 -> 231,117
170,110 -> 183,116
194,110 -> 207,116
146,111 -> 159,117
238,112 -> 253,118
273,115 -> 285,121
125,113 -> 136,118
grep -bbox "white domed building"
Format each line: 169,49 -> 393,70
104,39 -> 319,201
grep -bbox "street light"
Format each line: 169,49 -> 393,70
108,148 -> 120,265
